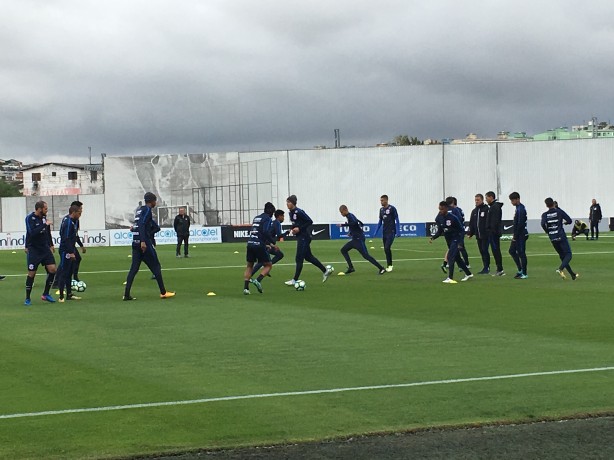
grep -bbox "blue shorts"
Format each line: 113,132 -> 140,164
26,247 -> 56,271
246,244 -> 271,264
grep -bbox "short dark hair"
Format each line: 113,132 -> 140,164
545,197 -> 555,207
35,201 -> 46,210
264,202 -> 276,214
486,191 -> 496,199
69,204 -> 81,214
274,210 -> 285,218
71,200 -> 83,207
475,193 -> 484,200
509,192 -> 520,200
445,196 -> 457,206
380,194 -> 388,199
144,192 -> 157,203
286,195 -> 297,206
439,200 -> 448,208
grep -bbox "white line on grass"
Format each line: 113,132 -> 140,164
1,366 -> 612,420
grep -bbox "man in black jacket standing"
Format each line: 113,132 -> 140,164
485,191 -> 505,276
468,193 -> 490,274
174,207 -> 191,258
589,198 -> 602,240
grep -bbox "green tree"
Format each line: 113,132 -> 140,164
0,177 -> 22,197
394,135 -> 410,145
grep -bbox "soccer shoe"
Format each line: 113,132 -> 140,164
442,278 -> 458,284
461,274 -> 474,282
67,294 -> 82,300
322,266 -> 334,282
250,278 -> 263,294
520,274 -> 528,279
572,273 -> 580,281
440,263 -> 448,273
493,271 -> 506,277
58,297 -> 65,303
343,267 -> 356,275
284,279 -> 297,286
160,291 -> 176,299
379,269 -> 387,275
0,275 -> 5,280
477,269 -> 490,275
24,298 -> 32,306
556,269 -> 567,280
514,272 -> 523,279
386,265 -> 393,272
243,289 -> 250,295
41,294 -> 56,303
176,254 -> 182,258
123,295 -> 137,301
465,264 -> 471,269
184,254 -> 190,258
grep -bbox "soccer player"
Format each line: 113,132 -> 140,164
588,198 -> 602,240
508,192 -> 528,279
24,200 -> 57,305
173,207 -> 191,257
123,192 -> 175,300
339,205 -> 386,275
571,220 -> 589,241
244,202 -> 277,294
375,194 -> 399,272
445,196 -> 470,268
429,201 -> 473,283
541,197 -> 578,280
468,193 -> 490,274
57,204 -> 82,302
284,195 -> 333,286
485,191 -> 505,276
251,209 -> 286,277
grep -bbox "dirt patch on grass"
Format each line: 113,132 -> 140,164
144,416 -> 614,459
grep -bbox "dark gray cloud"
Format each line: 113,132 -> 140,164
2,0 -> 613,161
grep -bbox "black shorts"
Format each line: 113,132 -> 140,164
26,247 -> 56,271
246,244 -> 271,264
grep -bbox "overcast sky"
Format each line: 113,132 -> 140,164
2,0 -> 613,162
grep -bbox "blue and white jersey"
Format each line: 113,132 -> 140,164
132,205 -> 155,247
248,213 -> 275,246
433,211 -> 464,243
513,203 -> 528,240
289,207 -> 314,240
345,213 -> 366,241
59,214 -> 78,253
377,205 -> 399,235
25,212 -> 51,251
541,207 -> 572,241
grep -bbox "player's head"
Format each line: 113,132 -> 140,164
34,200 -> 48,215
508,191 -> 520,205
178,207 -> 185,215
380,195 -> 388,206
485,191 -> 496,204
545,197 -> 555,209
274,209 -> 285,222
475,193 -> 484,206
445,196 -> 457,207
575,219 -> 580,225
438,200 -> 448,215
264,202 -> 276,216
69,204 -> 82,218
339,204 -> 349,216
286,195 -> 297,210
144,192 -> 157,207
592,198 -> 597,205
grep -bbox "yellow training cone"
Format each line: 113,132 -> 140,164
234,251 -> 239,254
337,272 -> 346,276
207,292 -> 217,296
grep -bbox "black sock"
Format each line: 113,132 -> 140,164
44,272 -> 54,295
244,280 -> 250,290
25,275 -> 34,300
257,275 -> 264,282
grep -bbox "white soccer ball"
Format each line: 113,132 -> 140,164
71,280 -> 87,293
325,264 -> 334,272
295,280 -> 306,291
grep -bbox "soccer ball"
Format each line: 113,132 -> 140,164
326,264 -> 334,272
295,280 -> 306,291
71,280 -> 87,293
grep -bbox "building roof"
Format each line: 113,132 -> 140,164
20,162 -> 103,171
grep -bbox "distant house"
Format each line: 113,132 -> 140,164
21,162 -> 104,196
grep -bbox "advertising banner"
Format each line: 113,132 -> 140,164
110,227 -> 221,246
223,223 -> 331,242
330,223 -> 426,239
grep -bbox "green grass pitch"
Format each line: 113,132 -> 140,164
0,236 -> 613,459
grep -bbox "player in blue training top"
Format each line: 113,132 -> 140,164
251,209 -> 286,278
339,205 -> 386,275
508,192 -> 528,279
445,196 -> 471,269
375,194 -> 399,272
541,197 -> 578,280
244,202 -> 278,294
285,195 -> 334,286
123,192 -> 175,300
429,201 -> 473,284
24,200 -> 57,305
56,204 -> 82,302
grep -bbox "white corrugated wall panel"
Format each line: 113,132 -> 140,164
1,196 -> 27,232
288,145 -> 444,223
78,194 -> 106,230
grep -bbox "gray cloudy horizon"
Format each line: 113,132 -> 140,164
2,0 -> 614,163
